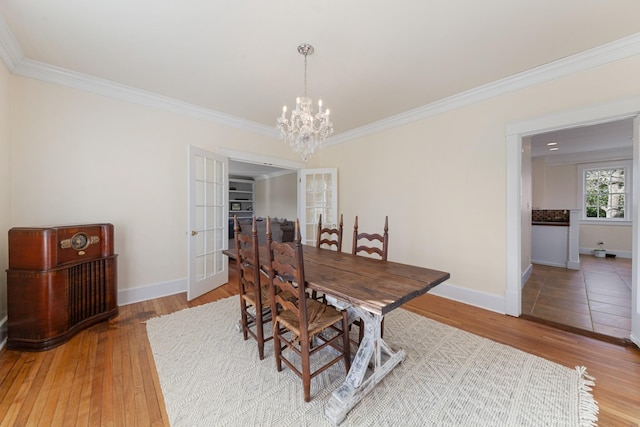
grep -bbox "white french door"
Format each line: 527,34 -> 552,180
298,168 -> 338,245
187,146 -> 228,301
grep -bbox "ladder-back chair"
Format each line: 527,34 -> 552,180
351,215 -> 389,342
266,218 -> 351,402
234,215 -> 272,360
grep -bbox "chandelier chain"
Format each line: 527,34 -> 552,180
303,53 -> 308,99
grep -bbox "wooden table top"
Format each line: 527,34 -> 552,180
223,244 -> 450,316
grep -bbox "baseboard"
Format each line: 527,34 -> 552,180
579,247 -> 632,259
0,315 -> 7,351
531,259 -> 566,268
118,278 -> 187,306
521,264 -> 533,288
429,282 -> 505,315
566,260 -> 581,270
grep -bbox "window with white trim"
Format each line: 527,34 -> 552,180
579,161 -> 631,221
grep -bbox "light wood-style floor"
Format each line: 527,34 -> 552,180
522,255 -> 632,342
1,265 -> 639,426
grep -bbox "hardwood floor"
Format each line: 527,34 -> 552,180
1,265 -> 639,426
522,254 -> 632,342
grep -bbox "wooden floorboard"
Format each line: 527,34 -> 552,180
0,267 -> 639,426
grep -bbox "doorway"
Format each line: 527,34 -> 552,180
521,119 -> 634,342
504,97 -> 640,348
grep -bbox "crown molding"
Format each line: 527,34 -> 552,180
326,32 -> 640,146
16,58 -> 279,138
0,15 -> 277,138
0,14 -> 22,70
0,9 -> 638,145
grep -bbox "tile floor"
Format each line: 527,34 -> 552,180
522,254 -> 632,340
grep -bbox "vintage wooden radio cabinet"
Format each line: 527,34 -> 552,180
7,224 -> 118,351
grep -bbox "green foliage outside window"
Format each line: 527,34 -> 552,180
584,168 -> 625,219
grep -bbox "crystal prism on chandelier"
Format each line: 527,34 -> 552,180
276,43 -> 333,161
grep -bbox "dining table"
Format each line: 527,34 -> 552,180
223,243 -> 450,425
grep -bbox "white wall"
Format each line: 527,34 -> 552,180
9,76 -> 291,297
255,172 -> 297,220
317,55 -> 640,305
0,59 -> 10,340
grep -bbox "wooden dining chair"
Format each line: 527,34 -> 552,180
351,215 -> 389,342
316,213 -> 343,251
266,218 -> 351,402
234,215 -> 272,360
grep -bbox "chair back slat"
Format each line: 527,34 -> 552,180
267,218 -> 308,332
352,215 -> 389,260
316,213 -> 343,251
234,215 -> 261,295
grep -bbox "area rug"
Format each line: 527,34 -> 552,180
146,296 -> 598,426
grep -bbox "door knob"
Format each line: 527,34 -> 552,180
191,230 -> 198,236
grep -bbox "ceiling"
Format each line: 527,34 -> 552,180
531,117 -> 634,159
229,160 -> 293,179
1,0 -> 640,140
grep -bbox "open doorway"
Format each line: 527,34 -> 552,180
521,119 -> 633,343
229,159 -> 298,220
504,98 -> 640,349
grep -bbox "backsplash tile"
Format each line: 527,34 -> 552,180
532,209 -> 570,222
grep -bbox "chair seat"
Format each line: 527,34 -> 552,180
241,283 -> 271,308
276,299 -> 344,338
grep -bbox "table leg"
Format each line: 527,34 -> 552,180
324,307 -> 406,425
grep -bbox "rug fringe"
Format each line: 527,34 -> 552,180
575,366 -> 598,427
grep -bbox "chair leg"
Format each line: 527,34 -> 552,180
255,304 -> 265,360
240,299 -> 249,341
273,320 -> 283,372
302,338 -> 312,402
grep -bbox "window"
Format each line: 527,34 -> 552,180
579,161 -> 631,221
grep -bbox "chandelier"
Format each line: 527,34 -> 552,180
276,43 -> 333,161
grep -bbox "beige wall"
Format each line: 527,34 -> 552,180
542,164 -> 579,209
580,224 -> 631,254
4,53 -> 640,307
255,172 -> 297,220
0,60 -> 10,324
316,55 -> 640,297
9,76 -> 291,293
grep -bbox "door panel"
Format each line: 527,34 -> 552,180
298,168 -> 338,245
187,146 -> 228,300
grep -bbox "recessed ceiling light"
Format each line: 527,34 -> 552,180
546,142 -> 558,146
549,147 -> 559,151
